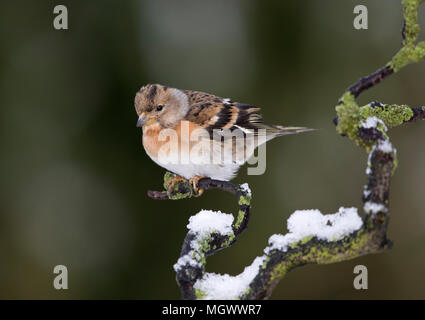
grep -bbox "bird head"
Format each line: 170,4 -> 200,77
135,84 -> 189,128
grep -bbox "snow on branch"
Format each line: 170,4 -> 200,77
147,0 -> 425,300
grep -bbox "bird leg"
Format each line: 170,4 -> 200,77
189,175 -> 206,196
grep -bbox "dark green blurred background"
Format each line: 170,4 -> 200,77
1,0 -> 424,299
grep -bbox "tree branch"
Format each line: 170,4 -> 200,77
146,0 -> 425,300
148,174 -> 252,299
347,65 -> 394,98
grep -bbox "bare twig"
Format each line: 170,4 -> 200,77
347,65 -> 394,98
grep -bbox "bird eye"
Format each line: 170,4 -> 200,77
156,105 -> 164,111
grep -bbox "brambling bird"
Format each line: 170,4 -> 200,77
135,84 -> 312,194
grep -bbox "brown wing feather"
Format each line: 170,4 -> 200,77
184,90 -> 264,135
184,89 -> 312,138
182,90 -> 312,167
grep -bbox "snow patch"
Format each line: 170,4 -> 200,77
361,116 -> 388,131
174,210 -> 235,273
173,251 -> 202,272
239,183 -> 252,196
187,210 -> 234,236
377,140 -> 393,153
363,188 -> 371,199
265,207 -> 363,253
363,201 -> 387,214
194,256 -> 265,300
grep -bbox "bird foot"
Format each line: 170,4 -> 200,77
189,175 -> 206,196
166,175 -> 188,194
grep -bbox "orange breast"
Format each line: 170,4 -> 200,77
142,120 -> 208,160
142,123 -> 164,159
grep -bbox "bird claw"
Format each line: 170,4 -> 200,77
164,174 -> 205,198
166,175 -> 188,194
189,176 -> 205,196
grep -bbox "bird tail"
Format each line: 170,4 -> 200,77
255,123 -> 315,139
270,125 -> 315,136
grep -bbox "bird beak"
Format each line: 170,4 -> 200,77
136,113 -> 148,127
